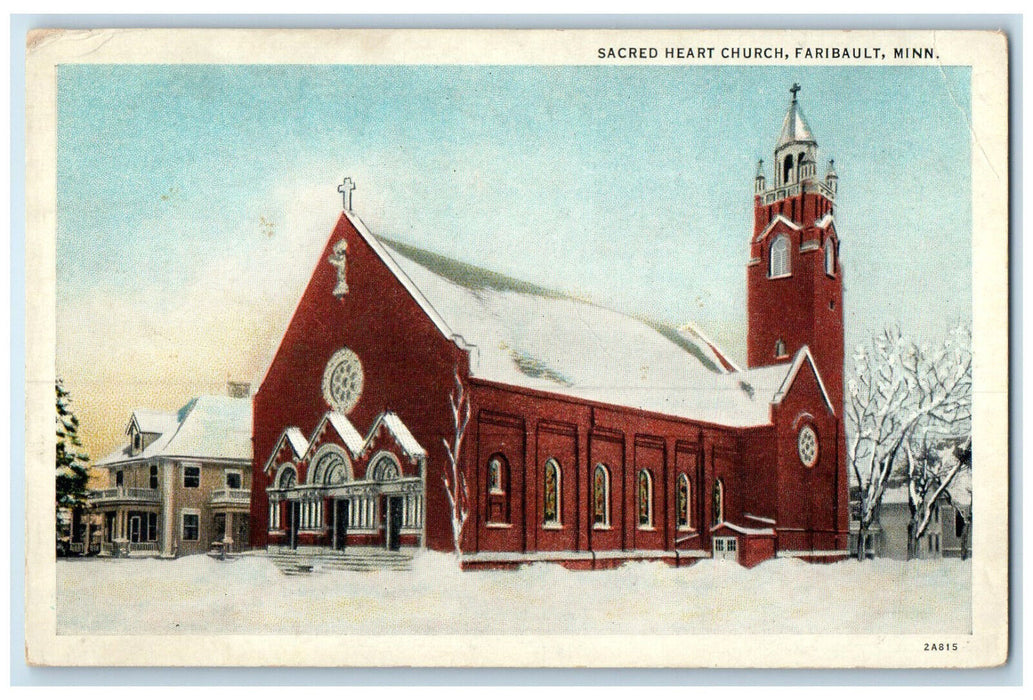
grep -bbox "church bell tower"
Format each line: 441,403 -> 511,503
747,84 -> 844,410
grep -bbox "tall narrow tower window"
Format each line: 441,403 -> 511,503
824,239 -> 836,276
783,154 -> 794,184
769,235 -> 790,278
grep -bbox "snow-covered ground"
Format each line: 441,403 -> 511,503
57,552 -> 971,635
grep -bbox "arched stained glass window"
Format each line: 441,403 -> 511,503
486,455 -> 510,524
593,464 -> 610,527
770,235 -> 790,278
825,238 -> 836,276
488,458 -> 504,494
712,479 -> 725,526
677,474 -> 691,529
543,459 -> 561,525
278,466 -> 297,489
637,470 -> 653,528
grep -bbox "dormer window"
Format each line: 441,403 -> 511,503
132,431 -> 141,453
769,235 -> 790,278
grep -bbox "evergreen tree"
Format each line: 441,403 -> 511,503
56,379 -> 90,526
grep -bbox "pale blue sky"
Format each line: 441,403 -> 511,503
56,65 -> 971,457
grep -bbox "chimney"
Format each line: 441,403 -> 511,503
227,382 -> 251,399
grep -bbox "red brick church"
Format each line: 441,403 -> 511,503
249,85 -> 849,568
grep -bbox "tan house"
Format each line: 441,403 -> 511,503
91,394 -> 252,557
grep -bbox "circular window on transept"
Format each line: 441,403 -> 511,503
322,347 -> 364,414
797,425 -> 819,468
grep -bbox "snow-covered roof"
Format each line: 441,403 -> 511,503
345,212 -> 805,429
376,411 -> 427,459
128,409 -> 178,436
815,212 -> 835,229
284,427 -> 309,458
325,412 -> 365,456
744,513 -> 776,525
96,396 -> 252,467
714,521 -> 776,536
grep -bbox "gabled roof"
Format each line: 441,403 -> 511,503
755,214 -> 802,243
284,427 -> 309,457
262,426 -> 309,475
345,211 -> 831,429
272,410 -> 428,474
372,411 -> 427,460
776,96 -> 816,149
325,412 -> 365,456
127,409 -> 178,436
772,347 -> 835,416
97,396 -> 252,467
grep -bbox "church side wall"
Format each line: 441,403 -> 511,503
251,213 -> 467,552
466,379 -> 763,558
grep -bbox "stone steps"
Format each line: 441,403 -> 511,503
266,548 -> 413,575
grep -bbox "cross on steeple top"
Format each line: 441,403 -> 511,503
338,177 -> 356,212
790,83 -> 801,101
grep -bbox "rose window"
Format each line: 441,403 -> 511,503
322,347 -> 364,413
797,425 -> 819,467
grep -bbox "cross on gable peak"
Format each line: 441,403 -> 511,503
338,176 -> 356,212
790,83 -> 801,101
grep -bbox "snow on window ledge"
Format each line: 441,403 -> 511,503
542,522 -> 564,530
486,522 -> 512,529
592,524 -> 612,531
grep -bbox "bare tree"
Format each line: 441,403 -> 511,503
848,325 -> 972,561
441,369 -> 471,557
903,434 -> 971,558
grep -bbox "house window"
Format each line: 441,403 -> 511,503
637,470 -> 654,528
825,239 -> 836,276
183,465 -> 200,488
543,458 -> 561,526
225,470 -> 242,490
147,512 -> 158,541
712,479 -> 725,526
115,470 -> 124,488
181,512 -> 199,541
677,474 -> 691,529
769,235 -> 790,278
593,464 -> 611,527
149,465 -> 158,489
132,432 -> 141,452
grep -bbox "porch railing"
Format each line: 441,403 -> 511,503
90,487 -> 161,504
210,488 -> 250,504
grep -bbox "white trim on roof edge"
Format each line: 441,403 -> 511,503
678,320 -> 740,373
346,211 -> 478,357
755,214 -> 802,242
262,428 -> 307,475
772,346 -> 835,415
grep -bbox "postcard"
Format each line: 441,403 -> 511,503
25,28 -> 1009,667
